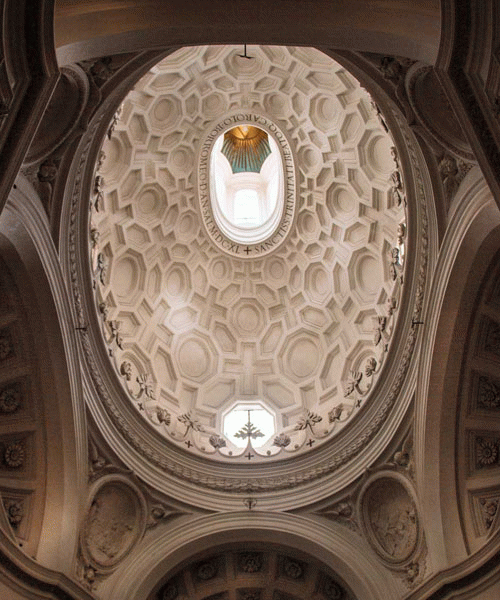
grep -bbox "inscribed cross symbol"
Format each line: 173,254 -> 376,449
269,286 -> 304,329
224,343 -> 273,395
192,286 -> 227,329
134,136 -> 168,170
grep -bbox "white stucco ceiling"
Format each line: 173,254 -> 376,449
91,45 -> 406,463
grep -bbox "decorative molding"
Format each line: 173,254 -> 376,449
483,318 -> 500,357
78,55 -> 137,90
1,487 -> 33,542
101,511 -> 399,599
316,497 -> 359,533
88,437 -> 130,483
480,498 -> 499,532
3,497 -> 24,530
238,591 -> 261,600
25,66 -> 90,166
390,431 -> 415,481
473,434 -> 500,470
197,112 -> 296,258
36,157 -> 60,214
3,441 -> 25,469
376,55 -> 415,120
154,547 -> 355,600
195,557 -> 220,581
0,527 -> 94,600
438,153 -> 474,205
405,64 -> 474,162
280,555 -> 305,580
475,373 -> 500,412
470,489 -> 500,537
238,552 -> 263,573
87,437 -> 185,527
0,327 -> 15,362
0,381 -> 22,414
403,531 -> 500,600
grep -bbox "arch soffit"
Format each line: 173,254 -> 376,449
0,176 -> 88,573
416,168 -> 500,569
54,0 -> 440,65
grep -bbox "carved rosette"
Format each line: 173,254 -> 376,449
358,472 -> 425,587
0,382 -> 22,414
78,476 -> 147,587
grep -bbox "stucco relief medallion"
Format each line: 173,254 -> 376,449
359,472 -> 422,565
81,476 -> 146,572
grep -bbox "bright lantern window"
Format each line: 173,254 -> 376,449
223,402 -> 275,448
234,189 -> 260,226
210,125 -> 284,244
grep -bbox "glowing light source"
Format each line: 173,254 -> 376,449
223,402 -> 275,448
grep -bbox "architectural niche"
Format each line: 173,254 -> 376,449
78,476 -> 147,589
359,472 -> 426,588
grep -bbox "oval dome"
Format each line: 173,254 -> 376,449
83,45 -> 418,500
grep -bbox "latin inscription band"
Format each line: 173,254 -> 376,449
198,113 -> 296,257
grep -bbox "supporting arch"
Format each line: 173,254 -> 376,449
54,0 -> 441,65
100,511 -> 403,600
0,176 -> 88,575
416,168 -> 500,570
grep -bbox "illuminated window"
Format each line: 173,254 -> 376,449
223,401 -> 275,448
210,125 -> 284,244
234,189 -> 260,226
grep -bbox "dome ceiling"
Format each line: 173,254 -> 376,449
90,45 -> 406,463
